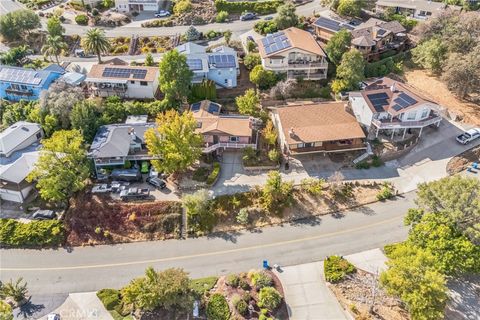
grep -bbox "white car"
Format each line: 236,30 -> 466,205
91,184 -> 112,193
456,128 -> 480,145
154,10 -> 170,17
47,314 -> 60,320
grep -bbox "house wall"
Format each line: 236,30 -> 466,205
125,79 -> 157,99
398,103 -> 435,122
207,68 -> 238,88
271,111 -> 288,153
0,72 -> 62,102
314,27 -> 337,42
0,184 -> 33,203
115,0 -> 158,12
349,96 -> 374,129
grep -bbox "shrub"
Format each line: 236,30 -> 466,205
192,167 -> 210,182
267,149 -> 280,162
191,79 -> 217,100
250,65 -> 278,90
239,278 -> 250,290
355,161 -> 370,169
92,8 -> 99,16
206,293 -> 230,320
189,276 -> 218,297
215,0 -> 283,14
371,155 -> 382,167
216,10 -> 229,23
254,20 -> 278,35
251,270 -> 273,289
75,14 -> 88,25
184,25 -> 200,41
364,52 -> 406,78
300,177 -> 325,195
376,183 -> 394,201
97,289 -> 121,311
324,255 -> 356,283
244,53 -> 261,71
206,162 -> 221,185
174,0 -> 192,15
0,219 -> 65,247
236,208 -> 249,225
258,287 -> 282,311
226,274 -> 240,287
234,298 -> 248,315
319,86 -> 331,99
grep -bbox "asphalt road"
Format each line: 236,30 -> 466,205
0,192 -> 414,297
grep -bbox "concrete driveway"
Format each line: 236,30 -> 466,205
276,262 -> 349,320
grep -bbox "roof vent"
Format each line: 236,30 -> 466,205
390,82 -> 397,93
289,127 -> 295,138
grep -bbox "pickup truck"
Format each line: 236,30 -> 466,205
456,128 -> 480,145
119,188 -> 150,201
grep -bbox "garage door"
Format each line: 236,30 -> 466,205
0,190 -> 23,203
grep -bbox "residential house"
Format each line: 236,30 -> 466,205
0,122 -> 43,203
349,77 -> 442,140
271,102 -> 366,155
176,42 -> 240,88
256,27 -> 329,80
88,116 -> 158,173
191,100 -> 258,153
0,64 -> 64,101
375,0 -> 461,20
85,64 -> 159,99
313,15 -> 407,61
115,0 -> 160,13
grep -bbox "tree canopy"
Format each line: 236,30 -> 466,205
0,10 -> 41,42
46,15 -> 65,37
275,2 -> 299,30
249,65 -> 277,90
27,130 -> 90,204
235,89 -> 260,117
325,28 -> 352,66
331,49 -> 364,93
81,28 -> 111,63
145,110 -> 202,174
336,0 -> 365,17
158,50 -> 193,108
70,101 -> 101,142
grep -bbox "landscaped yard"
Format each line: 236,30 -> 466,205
65,192 -> 182,246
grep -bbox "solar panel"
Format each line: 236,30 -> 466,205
366,93 -> 389,112
399,93 -> 417,105
187,59 -> 203,71
208,102 -> 221,114
208,54 -> 236,68
392,104 -> 403,112
102,67 -> 147,79
261,31 -> 291,55
191,102 -> 201,111
0,68 -> 42,85
392,93 -> 418,111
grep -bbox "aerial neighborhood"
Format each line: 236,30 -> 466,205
0,0 -> 479,319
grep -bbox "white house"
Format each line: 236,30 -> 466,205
0,122 -> 43,203
256,27 -> 329,80
115,0 -> 160,13
375,0 -> 461,20
85,64 -> 159,99
349,77 -> 442,140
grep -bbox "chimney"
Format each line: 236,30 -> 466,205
128,127 -> 136,142
390,82 -> 397,93
289,127 -> 295,138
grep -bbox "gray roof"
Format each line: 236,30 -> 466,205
89,123 -> 156,158
0,122 -> 42,156
0,151 -> 40,184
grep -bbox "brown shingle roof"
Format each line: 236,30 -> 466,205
87,64 -> 159,82
275,102 -> 365,145
257,27 -> 326,59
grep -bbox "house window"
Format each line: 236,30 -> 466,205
224,79 -> 228,84
407,111 -> 417,120
297,143 -> 304,148
140,81 -> 148,86
130,80 -> 135,84
304,142 -> 313,148
421,108 -> 429,118
36,132 -> 42,139
229,136 -> 239,142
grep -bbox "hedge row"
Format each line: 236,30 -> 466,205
206,162 -> 221,186
364,51 -> 408,78
214,0 -> 283,14
0,219 -> 65,247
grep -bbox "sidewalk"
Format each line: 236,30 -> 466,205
37,292 -> 113,320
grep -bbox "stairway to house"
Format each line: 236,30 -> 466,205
181,206 -> 187,239
353,142 -> 374,164
128,34 -> 138,56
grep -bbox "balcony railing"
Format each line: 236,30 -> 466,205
290,143 -> 367,154
203,142 -> 257,153
287,61 -> 328,69
128,0 -> 157,3
5,88 -> 34,96
372,114 -> 442,129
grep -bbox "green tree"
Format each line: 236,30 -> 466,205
81,28 -> 111,63
249,65 -> 277,90
42,114 -> 60,137
27,130 -> 90,204
144,52 -> 154,66
145,110 -> 202,174
46,15 -> 65,37
331,49 -> 364,93
158,49 -> 193,108
70,101 -> 101,142
244,53 -> 261,70
0,301 -> 13,320
261,170 -> 293,214
336,0 -> 364,17
258,287 -> 282,311
182,189 -> 216,232
206,293 -> 230,320
0,45 -> 31,66
262,120 -> 277,148
216,10 -> 229,23
122,267 -> 192,312
42,35 -> 68,64
235,89 -> 260,116
184,25 -> 200,41
0,278 -> 28,303
380,244 -> 448,320
275,2 -> 299,30
0,10 -> 41,42
442,49 -> 480,99
223,30 -> 232,45
325,28 -> 352,65
412,38 -> 447,74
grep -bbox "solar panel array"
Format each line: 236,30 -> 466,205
261,32 -> 291,55
0,68 -> 42,85
392,93 -> 418,112
366,93 -> 389,112
208,54 -> 236,68
102,67 -> 147,79
187,59 -> 203,71
191,102 -> 201,111
207,102 -> 221,114
314,17 -> 355,32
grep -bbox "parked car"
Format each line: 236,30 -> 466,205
146,176 -> 167,189
155,10 -> 171,17
32,210 -> 57,220
119,188 -> 150,201
456,128 -> 480,145
110,169 -> 142,182
91,184 -> 112,193
111,181 -> 130,193
240,12 -> 256,21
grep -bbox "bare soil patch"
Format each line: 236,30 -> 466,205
446,145 -> 480,174
403,68 -> 480,125
329,269 -> 409,320
65,192 -> 182,246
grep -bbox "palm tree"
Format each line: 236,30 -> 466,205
81,28 -> 111,64
0,278 -> 28,303
41,35 -> 68,64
